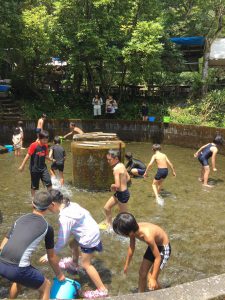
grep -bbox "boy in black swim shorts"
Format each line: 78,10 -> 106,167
104,149 -> 131,228
113,212 -> 171,292
19,131 -> 53,197
49,136 -> 66,186
144,144 -> 176,202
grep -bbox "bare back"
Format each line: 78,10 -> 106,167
113,163 -> 130,192
154,152 -> 168,168
136,222 -> 169,246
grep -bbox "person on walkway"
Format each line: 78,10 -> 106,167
92,94 -> 103,118
113,212 -> 171,292
194,135 -> 223,187
19,130 -> 52,197
104,149 -> 130,228
63,122 -> 84,139
140,102 -> 149,121
144,144 -> 176,204
125,152 -> 146,177
0,191 -> 65,300
40,190 -> 108,299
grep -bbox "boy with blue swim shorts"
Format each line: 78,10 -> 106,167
104,149 -> 131,228
144,144 -> 176,203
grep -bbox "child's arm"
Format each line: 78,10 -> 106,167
211,148 -> 218,171
0,237 -> 8,251
146,238 -> 161,289
144,155 -> 155,177
111,170 -> 120,192
194,144 -> 209,157
124,237 -> 135,274
166,156 -> 176,176
63,131 -> 73,139
18,153 -> 30,171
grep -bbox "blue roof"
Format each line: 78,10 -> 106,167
170,37 -> 205,46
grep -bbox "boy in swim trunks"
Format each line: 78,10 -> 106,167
144,144 -> 176,202
63,122 -> 84,139
194,135 -> 223,187
104,149 -> 131,228
113,212 -> 171,292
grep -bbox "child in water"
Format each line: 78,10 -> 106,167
194,135 -> 223,187
12,127 -> 22,156
49,136 -> 66,186
144,144 -> 176,203
113,212 -> 171,292
40,190 -> 108,299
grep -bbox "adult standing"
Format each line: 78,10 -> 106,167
92,94 -> 103,118
105,95 -> 117,119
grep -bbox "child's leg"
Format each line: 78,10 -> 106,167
117,202 -> 128,213
69,238 -> 80,266
199,167 -> 204,182
59,171 -> 64,186
104,196 -> 117,226
203,166 -> 212,187
152,179 -> 160,198
138,258 -> 152,293
50,168 -> 56,178
9,283 -> 22,299
38,278 -> 51,300
81,252 -> 106,291
157,179 -> 164,194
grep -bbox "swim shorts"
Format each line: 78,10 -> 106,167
35,128 -> 41,134
31,168 -> 52,190
198,155 -> 209,167
155,168 -> 168,181
0,261 -> 45,289
51,162 -> 64,172
137,168 -> 146,176
144,243 -> 171,270
80,241 -> 103,254
114,189 -> 130,204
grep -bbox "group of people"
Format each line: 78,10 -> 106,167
92,95 -> 118,118
0,116 -> 223,299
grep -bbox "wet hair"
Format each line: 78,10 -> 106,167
108,149 -> 121,160
33,191 -> 53,211
18,121 -> 23,126
49,189 -> 70,207
70,122 -> 75,127
13,127 -> 21,135
39,130 -> 49,140
125,152 -> 133,160
54,136 -> 61,144
213,135 -> 224,146
152,144 -> 161,151
113,213 -> 139,236
42,113 -> 47,118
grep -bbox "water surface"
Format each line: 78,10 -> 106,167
0,142 -> 225,298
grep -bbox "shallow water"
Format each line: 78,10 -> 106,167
1,142 -> 225,298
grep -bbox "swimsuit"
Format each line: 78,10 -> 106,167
144,243 -> 171,270
35,128 -> 41,134
155,168 -> 168,180
198,143 -> 215,166
114,189 -> 130,204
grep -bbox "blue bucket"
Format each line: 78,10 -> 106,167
4,145 -> 14,152
50,278 -> 81,299
148,116 -> 155,122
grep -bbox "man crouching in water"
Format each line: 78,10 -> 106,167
104,149 -> 131,228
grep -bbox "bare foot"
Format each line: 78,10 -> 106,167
198,178 -> 203,182
203,184 -> 214,188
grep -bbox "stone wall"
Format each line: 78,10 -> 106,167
0,119 -> 225,153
